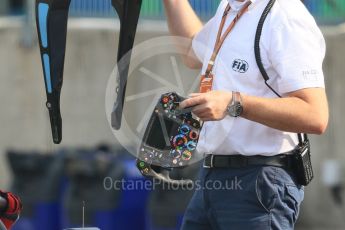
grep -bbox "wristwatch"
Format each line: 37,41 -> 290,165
227,91 -> 243,117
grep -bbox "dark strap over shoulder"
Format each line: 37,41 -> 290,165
254,0 -> 308,146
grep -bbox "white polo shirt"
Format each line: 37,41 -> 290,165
193,0 -> 326,156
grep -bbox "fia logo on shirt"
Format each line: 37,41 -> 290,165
232,59 -> 249,73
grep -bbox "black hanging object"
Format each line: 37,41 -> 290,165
35,0 -> 142,143
111,0 -> 143,130
35,0 -> 71,144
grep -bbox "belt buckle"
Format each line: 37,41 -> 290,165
203,154 -> 214,168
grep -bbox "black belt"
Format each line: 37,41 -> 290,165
203,154 -> 294,169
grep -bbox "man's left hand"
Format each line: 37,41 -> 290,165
180,91 -> 233,121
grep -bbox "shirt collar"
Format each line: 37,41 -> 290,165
227,0 -> 257,11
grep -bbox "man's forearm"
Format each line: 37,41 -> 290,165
163,0 -> 203,68
163,0 -> 203,39
241,90 -> 329,134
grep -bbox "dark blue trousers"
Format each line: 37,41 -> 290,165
181,165 -> 304,230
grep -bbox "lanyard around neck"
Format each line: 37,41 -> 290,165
205,1 -> 252,76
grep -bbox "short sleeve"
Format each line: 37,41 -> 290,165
192,17 -> 215,62
270,17 -> 326,94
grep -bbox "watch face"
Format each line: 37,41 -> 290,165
228,102 -> 243,117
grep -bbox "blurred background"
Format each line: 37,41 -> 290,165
0,0 -> 345,229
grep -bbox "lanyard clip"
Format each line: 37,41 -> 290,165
205,60 -> 215,77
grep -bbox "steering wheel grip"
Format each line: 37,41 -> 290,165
136,160 -> 194,187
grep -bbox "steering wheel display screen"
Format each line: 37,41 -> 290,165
144,115 -> 177,150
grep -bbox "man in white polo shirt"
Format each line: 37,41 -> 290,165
164,0 -> 328,229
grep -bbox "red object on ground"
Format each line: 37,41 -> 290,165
0,191 -> 23,230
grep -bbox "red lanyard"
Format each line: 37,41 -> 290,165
200,1 -> 252,93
